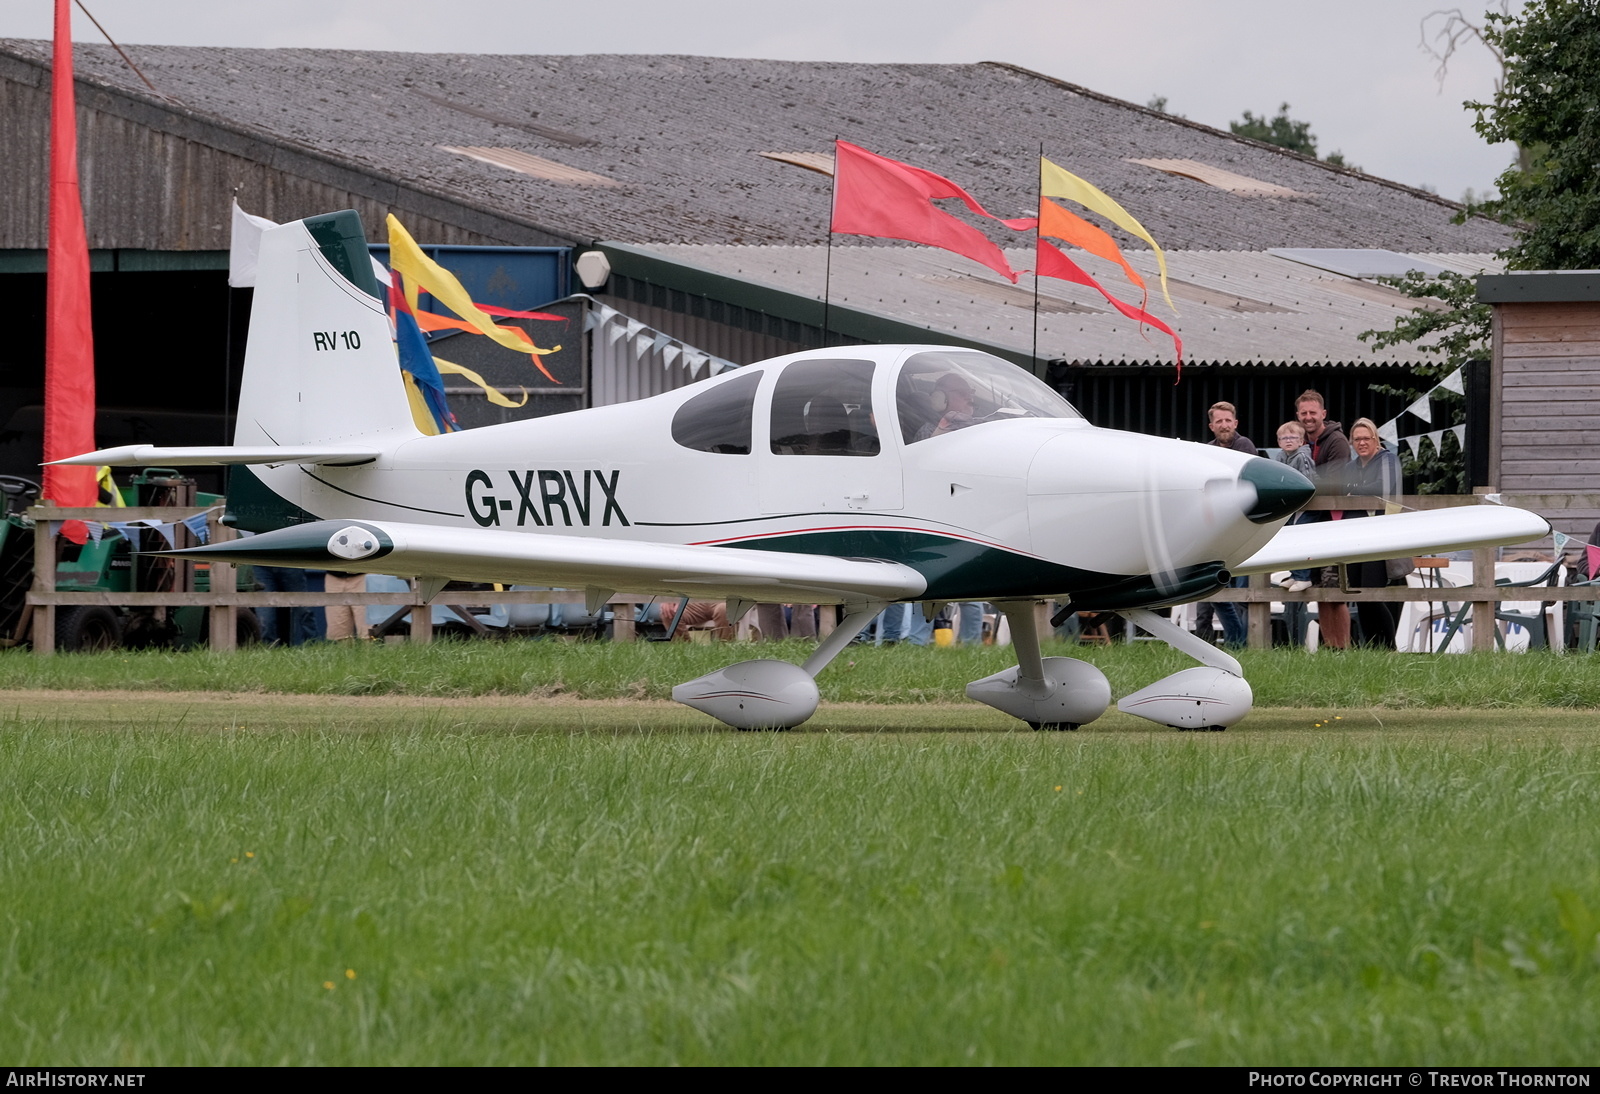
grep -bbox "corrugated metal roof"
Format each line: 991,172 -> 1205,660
632,243 -> 1504,366
0,41 -> 1516,255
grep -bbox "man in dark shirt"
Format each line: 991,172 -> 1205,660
1207,401 -> 1257,454
1195,402 -> 1258,645
1295,389 -> 1352,648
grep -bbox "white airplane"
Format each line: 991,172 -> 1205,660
62,211 -> 1549,731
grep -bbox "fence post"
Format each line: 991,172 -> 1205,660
1247,573 -> 1271,650
31,504 -> 55,656
409,581 -> 433,643
1471,547 -> 1496,652
613,600 -> 636,643
207,521 -> 237,653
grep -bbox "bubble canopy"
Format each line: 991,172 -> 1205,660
895,350 -> 1081,444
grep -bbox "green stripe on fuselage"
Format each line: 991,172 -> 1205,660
722,528 -> 1227,608
720,528 -> 1098,601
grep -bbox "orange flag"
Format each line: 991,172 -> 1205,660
1038,198 -> 1148,303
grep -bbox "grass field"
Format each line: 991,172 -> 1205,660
2,671 -> 1599,1064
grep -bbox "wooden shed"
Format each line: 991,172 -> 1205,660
1479,270 -> 1600,539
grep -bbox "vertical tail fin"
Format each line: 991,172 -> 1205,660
233,210 -> 418,449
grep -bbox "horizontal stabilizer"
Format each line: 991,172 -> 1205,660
166,519 -> 928,605
50,445 -> 382,468
1236,505 -> 1550,575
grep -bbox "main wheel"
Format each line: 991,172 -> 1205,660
55,605 -> 123,652
1029,722 -> 1080,732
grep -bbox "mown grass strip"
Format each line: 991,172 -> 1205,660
6,639 -> 1600,709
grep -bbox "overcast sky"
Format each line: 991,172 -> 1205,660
1,0 -> 1520,201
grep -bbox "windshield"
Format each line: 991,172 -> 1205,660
896,350 -> 1081,444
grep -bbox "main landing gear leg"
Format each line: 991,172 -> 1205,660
673,601 -> 886,730
1116,608 -> 1253,731
966,599 -> 1112,730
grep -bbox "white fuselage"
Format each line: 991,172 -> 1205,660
245,345 -> 1282,603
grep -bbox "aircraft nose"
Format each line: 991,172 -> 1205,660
1239,459 -> 1314,524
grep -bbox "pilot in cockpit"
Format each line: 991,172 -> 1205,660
916,373 -> 978,441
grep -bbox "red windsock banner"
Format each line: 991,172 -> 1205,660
831,140 -> 1025,283
1036,239 -> 1182,372
43,0 -> 97,510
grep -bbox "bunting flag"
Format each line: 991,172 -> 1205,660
1037,197 -> 1148,302
831,140 -> 1026,283
1378,370 -> 1468,456
386,215 -> 561,382
1040,157 -> 1176,312
585,299 -> 736,379
43,0 -> 98,542
181,512 -> 211,545
1035,239 -> 1182,369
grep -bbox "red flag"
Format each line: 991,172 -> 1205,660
43,0 -> 97,516
831,140 -> 1025,283
1036,239 -> 1183,373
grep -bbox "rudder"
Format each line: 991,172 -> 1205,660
233,210 -> 417,450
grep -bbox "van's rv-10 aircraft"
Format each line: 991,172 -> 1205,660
62,211 -> 1549,731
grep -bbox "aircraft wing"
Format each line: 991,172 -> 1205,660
168,518 -> 928,604
50,445 -> 381,467
1235,505 -> 1550,575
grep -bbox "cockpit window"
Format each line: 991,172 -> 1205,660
770,359 -> 880,457
671,369 -> 761,454
896,350 -> 1081,443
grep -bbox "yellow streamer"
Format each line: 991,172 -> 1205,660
434,358 -> 529,409
1040,157 -> 1176,313
386,215 -> 558,360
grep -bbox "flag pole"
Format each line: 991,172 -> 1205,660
1032,142 -> 1042,376
822,137 -> 838,349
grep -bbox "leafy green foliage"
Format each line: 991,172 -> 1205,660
1358,271 -> 1489,493
1230,102 -> 1319,156
1470,0 -> 1600,268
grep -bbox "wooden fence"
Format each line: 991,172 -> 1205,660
22,494 -> 1598,655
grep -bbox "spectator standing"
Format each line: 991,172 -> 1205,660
1344,418 -> 1405,648
1295,390 -> 1353,649
323,570 -> 368,641
1273,421 -> 1317,593
1196,402 -> 1258,646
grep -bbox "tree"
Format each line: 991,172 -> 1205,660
1357,271 -> 1488,494
1229,103 -> 1318,157
1469,0 -> 1600,269
1361,0 -> 1600,491
1229,103 -> 1360,170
